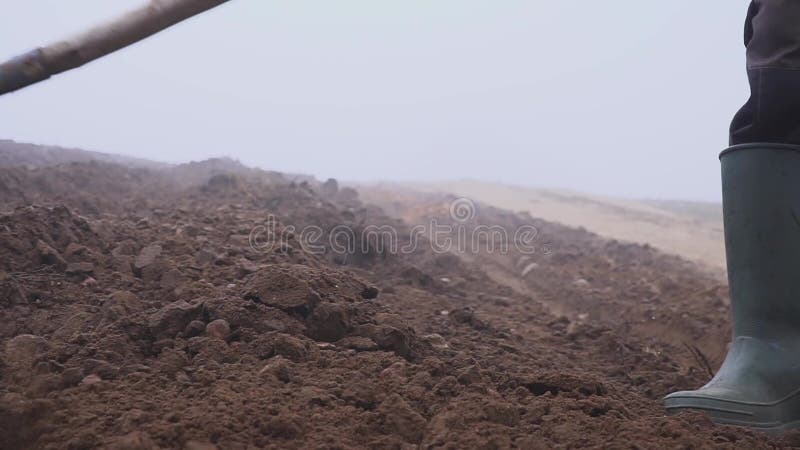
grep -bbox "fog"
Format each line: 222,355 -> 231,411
0,1 -> 750,201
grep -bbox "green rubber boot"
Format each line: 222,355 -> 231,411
664,143 -> 800,432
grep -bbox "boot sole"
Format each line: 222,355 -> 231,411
665,391 -> 800,434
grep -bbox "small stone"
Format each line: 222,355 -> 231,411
64,243 -> 88,259
423,333 -> 450,350
235,259 -> 259,278
243,266 -> 321,313
134,244 -> 163,271
111,241 -> 137,257
298,386 -> 334,407
380,361 -> 407,378
61,367 -> 85,388
160,269 -> 186,290
195,249 -> 217,266
451,307 -> 475,324
336,336 -> 379,352
205,319 -> 231,341
573,278 -> 590,287
81,374 -> 103,385
360,286 -> 380,300
272,334 -> 309,362
306,302 -> 352,342
432,376 -> 460,397
521,263 -> 539,277
181,224 -> 200,238
82,359 -> 119,379
119,364 -> 153,377
148,300 -> 202,339
259,356 -> 293,383
357,316 -> 416,358
66,262 -> 94,275
457,365 -> 483,385
183,320 -> 206,338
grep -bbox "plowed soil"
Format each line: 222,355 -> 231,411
0,149 -> 795,449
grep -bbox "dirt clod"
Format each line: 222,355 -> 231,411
204,319 -> 231,341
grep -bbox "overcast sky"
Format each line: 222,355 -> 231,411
0,1 -> 749,201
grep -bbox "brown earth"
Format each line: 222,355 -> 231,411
0,146 -> 795,449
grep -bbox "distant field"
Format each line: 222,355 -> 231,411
397,180 -> 726,277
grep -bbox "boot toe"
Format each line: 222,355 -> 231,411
664,385 -> 800,432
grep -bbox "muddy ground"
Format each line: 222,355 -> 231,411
0,147 -> 795,449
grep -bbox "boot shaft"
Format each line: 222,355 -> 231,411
722,144 -> 800,338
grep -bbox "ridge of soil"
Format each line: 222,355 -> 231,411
0,155 -> 793,449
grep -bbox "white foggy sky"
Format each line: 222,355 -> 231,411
0,1 -> 750,201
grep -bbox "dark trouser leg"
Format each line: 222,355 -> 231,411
730,0 -> 800,146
